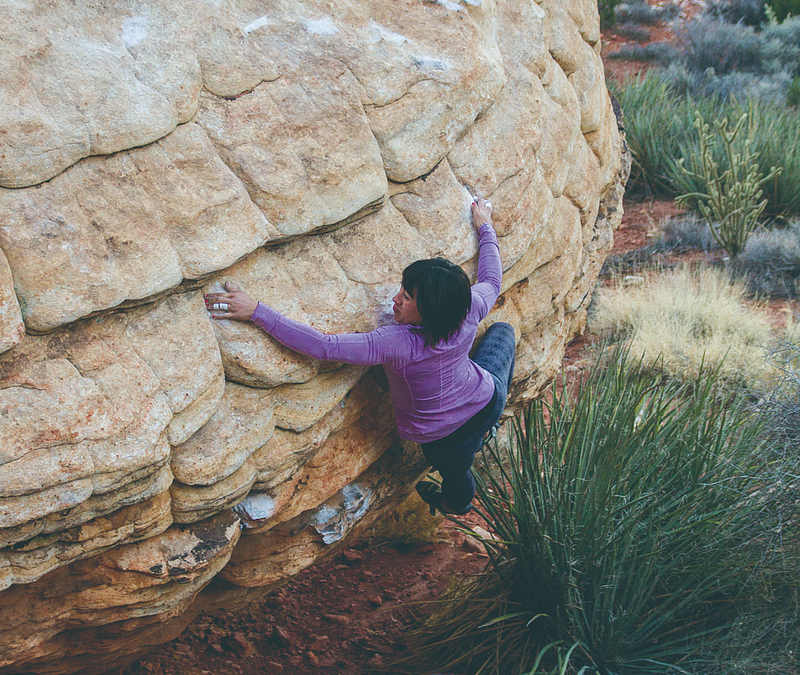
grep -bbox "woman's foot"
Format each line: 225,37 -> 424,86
415,481 -> 472,516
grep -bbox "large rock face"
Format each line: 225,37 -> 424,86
0,0 -> 628,672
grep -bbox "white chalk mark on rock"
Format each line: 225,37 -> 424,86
304,16 -> 338,36
122,17 -> 148,49
370,22 -> 410,45
243,16 -> 270,34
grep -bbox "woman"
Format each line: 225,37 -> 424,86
205,197 -> 515,515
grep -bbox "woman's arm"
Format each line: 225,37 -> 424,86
204,282 -> 411,366
470,198 -> 503,315
476,223 -> 502,292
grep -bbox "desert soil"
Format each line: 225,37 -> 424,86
116,508 -> 492,675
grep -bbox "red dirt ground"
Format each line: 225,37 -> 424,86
115,510 -> 493,675
113,6 -> 728,675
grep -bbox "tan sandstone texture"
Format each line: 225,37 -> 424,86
0,0 -> 629,672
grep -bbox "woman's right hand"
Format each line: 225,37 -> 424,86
471,197 -> 494,230
204,281 -> 259,321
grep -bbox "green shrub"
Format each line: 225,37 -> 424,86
659,63 -> 793,105
789,77 -> 800,105
615,73 -> 800,218
609,18 -> 800,76
669,98 -> 800,221
609,73 -> 702,195
764,16 -> 800,74
398,347 -> 799,675
675,109 -> 781,257
610,14 -> 800,97
598,0 -> 621,27
768,0 -> 800,21
678,17 -> 790,76
741,101 -> 800,218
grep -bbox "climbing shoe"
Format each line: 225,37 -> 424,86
415,481 -> 472,516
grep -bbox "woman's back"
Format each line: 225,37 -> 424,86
381,289 -> 496,442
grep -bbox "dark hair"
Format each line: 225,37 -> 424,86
402,258 -> 471,347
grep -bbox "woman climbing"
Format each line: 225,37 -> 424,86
204,197 -> 515,516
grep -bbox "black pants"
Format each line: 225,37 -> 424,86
420,322 -> 516,512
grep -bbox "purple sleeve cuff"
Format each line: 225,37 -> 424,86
250,301 -> 277,329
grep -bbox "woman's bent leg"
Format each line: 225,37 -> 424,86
473,322 -> 516,401
419,323 -> 516,514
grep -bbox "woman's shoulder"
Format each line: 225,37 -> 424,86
369,322 -> 425,359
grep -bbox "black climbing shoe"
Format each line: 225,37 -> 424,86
415,481 -> 472,516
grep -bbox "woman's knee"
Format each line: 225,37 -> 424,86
475,322 -> 516,378
480,322 -> 516,354
485,321 -> 514,339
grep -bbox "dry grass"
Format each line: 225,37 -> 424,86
589,266 -> 786,388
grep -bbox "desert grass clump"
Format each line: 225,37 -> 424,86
657,212 -> 720,252
611,23 -> 651,42
761,336 -> 800,449
740,99 -> 800,219
597,215 -> 717,279
662,64 -> 793,106
788,76 -> 800,106
589,266 -> 778,387
615,0 -> 670,25
397,347 -> 798,675
764,16 -> 800,74
610,72 -> 701,195
730,223 -> 800,297
598,246 -> 665,280
605,41 -> 680,66
678,17 -> 791,77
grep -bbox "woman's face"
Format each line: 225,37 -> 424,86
392,285 -> 423,325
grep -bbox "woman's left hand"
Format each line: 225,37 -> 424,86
204,281 -> 258,321
471,197 -> 494,229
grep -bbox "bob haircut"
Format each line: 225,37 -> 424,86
402,257 -> 471,347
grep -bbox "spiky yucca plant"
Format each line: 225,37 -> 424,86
398,347 -> 798,675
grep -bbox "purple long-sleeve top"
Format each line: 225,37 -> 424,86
250,223 -> 503,443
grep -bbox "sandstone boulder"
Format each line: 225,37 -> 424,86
0,0 -> 629,673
